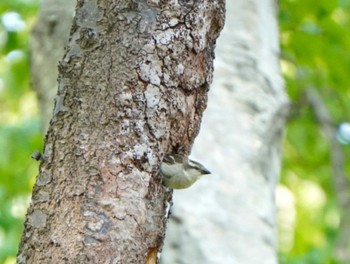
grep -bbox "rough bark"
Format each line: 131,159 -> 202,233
162,1 -> 288,263
18,0 -> 225,263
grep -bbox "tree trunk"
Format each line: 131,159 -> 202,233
18,0 -> 225,263
30,0 -> 75,133
162,1 -> 289,263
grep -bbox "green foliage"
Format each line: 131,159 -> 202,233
279,0 -> 350,263
0,1 -> 40,263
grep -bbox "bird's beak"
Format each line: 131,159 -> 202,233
201,168 -> 211,175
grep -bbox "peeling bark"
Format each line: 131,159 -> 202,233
19,0 -> 225,263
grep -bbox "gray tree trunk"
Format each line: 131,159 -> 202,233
30,0 -> 75,133
162,1 -> 289,263
18,0 -> 225,263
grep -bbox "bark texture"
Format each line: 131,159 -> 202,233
19,0 -> 225,263
162,1 -> 288,263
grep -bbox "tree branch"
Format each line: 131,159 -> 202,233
305,87 -> 350,262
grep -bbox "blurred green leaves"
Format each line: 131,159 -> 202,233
279,0 -> 350,263
0,0 -> 40,263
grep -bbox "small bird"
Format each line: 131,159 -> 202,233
160,153 -> 211,189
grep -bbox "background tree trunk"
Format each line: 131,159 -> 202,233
162,1 -> 289,263
19,0 -> 225,263
30,0 -> 75,133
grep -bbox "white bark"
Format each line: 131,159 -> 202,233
161,1 -> 288,263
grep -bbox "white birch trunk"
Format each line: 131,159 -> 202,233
161,1 -> 289,263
